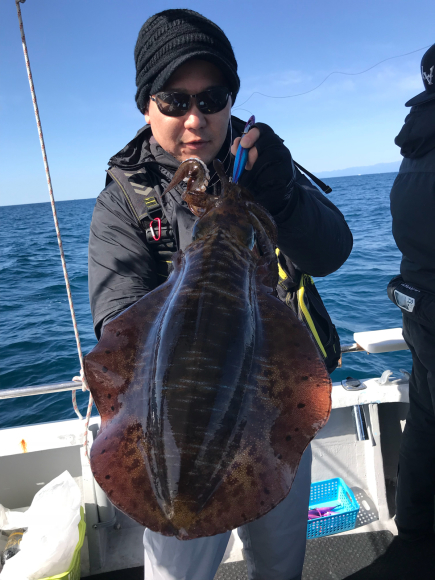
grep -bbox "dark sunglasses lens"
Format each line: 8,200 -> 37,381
155,92 -> 191,117
196,88 -> 230,114
154,87 -> 230,117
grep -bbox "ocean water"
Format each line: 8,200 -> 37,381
0,172 -> 411,429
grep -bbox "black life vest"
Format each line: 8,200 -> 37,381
107,165 -> 177,283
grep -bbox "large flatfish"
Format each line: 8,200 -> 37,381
84,158 -> 331,539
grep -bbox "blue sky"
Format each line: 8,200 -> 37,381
1,0 -> 433,205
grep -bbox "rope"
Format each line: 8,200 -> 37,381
15,0 -> 94,459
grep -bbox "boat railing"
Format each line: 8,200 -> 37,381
0,327 -> 409,401
0,381 -> 82,400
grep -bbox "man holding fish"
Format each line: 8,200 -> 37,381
88,9 -> 352,580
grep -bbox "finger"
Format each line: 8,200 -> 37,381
245,146 -> 259,170
240,127 -> 260,149
231,136 -> 241,156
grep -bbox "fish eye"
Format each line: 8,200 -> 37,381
251,231 -> 256,250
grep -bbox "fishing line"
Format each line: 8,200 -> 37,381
232,107 -> 254,117
233,45 -> 431,110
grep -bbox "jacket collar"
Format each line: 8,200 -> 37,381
108,125 -> 154,170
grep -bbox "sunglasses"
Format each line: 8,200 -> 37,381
150,86 -> 231,117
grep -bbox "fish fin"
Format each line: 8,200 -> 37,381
84,253 -> 185,535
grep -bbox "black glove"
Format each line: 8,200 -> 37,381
238,123 -> 296,215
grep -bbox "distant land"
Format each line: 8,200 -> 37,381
316,160 -> 401,178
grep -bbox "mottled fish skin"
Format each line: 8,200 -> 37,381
84,160 -> 332,540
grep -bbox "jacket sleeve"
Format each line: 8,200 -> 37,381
238,122 -> 352,277
273,171 -> 353,277
88,180 -> 158,339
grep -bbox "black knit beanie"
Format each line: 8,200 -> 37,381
134,9 -> 240,114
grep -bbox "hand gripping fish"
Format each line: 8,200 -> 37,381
84,158 -> 331,540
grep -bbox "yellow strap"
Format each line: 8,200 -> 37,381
276,251 -> 327,358
275,248 -> 288,280
8,531 -> 24,539
297,276 -> 327,358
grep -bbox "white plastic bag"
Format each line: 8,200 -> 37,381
0,470 -> 81,580
0,506 -> 26,532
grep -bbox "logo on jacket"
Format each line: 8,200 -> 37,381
421,65 -> 434,86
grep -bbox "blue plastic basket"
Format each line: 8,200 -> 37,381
307,477 -> 359,539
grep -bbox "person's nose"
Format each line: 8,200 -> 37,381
184,102 -> 206,130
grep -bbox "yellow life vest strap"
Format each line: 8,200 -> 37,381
275,249 -> 328,358
297,275 -> 327,358
275,248 -> 288,281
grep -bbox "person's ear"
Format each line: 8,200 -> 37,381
144,101 -> 150,124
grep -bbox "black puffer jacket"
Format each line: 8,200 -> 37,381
89,116 -> 353,338
390,100 -> 435,293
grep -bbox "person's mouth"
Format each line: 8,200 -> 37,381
183,140 -> 210,150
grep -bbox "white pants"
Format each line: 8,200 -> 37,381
144,446 -> 312,580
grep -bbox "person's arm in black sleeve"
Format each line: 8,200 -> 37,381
238,123 -> 353,277
88,180 -> 158,339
